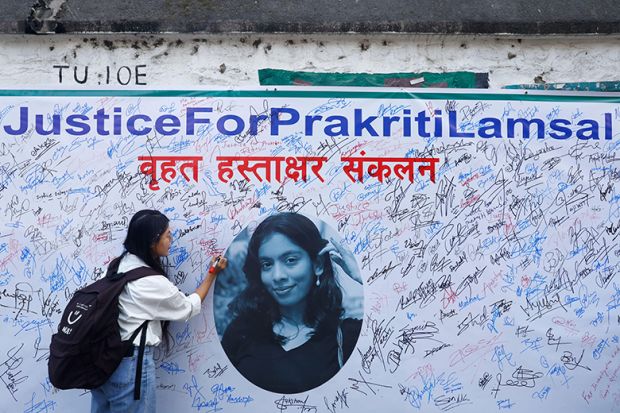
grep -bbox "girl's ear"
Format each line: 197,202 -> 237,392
313,255 -> 325,276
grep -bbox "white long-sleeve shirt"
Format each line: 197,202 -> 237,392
116,253 -> 201,346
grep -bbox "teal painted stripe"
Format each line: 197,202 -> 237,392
505,81 -> 620,92
0,89 -> 618,102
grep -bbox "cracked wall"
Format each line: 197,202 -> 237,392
0,34 -> 617,89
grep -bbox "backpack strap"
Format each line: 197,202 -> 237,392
117,266 -> 159,401
128,320 -> 149,400
122,266 -> 160,282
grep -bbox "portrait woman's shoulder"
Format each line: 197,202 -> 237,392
221,317 -> 255,360
340,317 -> 363,359
341,317 -> 362,335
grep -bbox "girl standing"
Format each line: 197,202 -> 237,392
91,209 -> 225,412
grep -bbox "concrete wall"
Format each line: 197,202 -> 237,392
0,33 -> 617,89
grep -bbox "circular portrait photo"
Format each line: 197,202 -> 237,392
214,212 -> 364,394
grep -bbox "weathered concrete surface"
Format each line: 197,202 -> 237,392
0,34 -> 617,89
1,0 -> 619,34
0,1 -> 32,33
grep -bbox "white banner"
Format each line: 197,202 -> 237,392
1,88 -> 619,413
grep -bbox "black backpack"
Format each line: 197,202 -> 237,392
48,266 -> 158,399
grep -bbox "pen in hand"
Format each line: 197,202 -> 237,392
208,255 -> 227,275
196,256 -> 227,301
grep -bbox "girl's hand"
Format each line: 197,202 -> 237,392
196,256 -> 227,302
208,256 -> 228,275
319,238 -> 362,284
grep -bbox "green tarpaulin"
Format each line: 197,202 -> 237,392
258,69 -> 489,88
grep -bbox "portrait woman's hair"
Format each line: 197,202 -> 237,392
227,212 -> 344,343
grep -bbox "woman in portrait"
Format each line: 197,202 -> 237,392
221,212 -> 363,394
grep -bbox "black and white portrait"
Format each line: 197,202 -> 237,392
214,212 -> 364,394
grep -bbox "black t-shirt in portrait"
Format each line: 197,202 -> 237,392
222,318 -> 362,394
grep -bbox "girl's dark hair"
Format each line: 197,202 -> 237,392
228,212 -> 343,343
106,209 -> 170,278
106,209 -> 172,349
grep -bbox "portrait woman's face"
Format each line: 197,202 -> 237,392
258,232 -> 318,309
